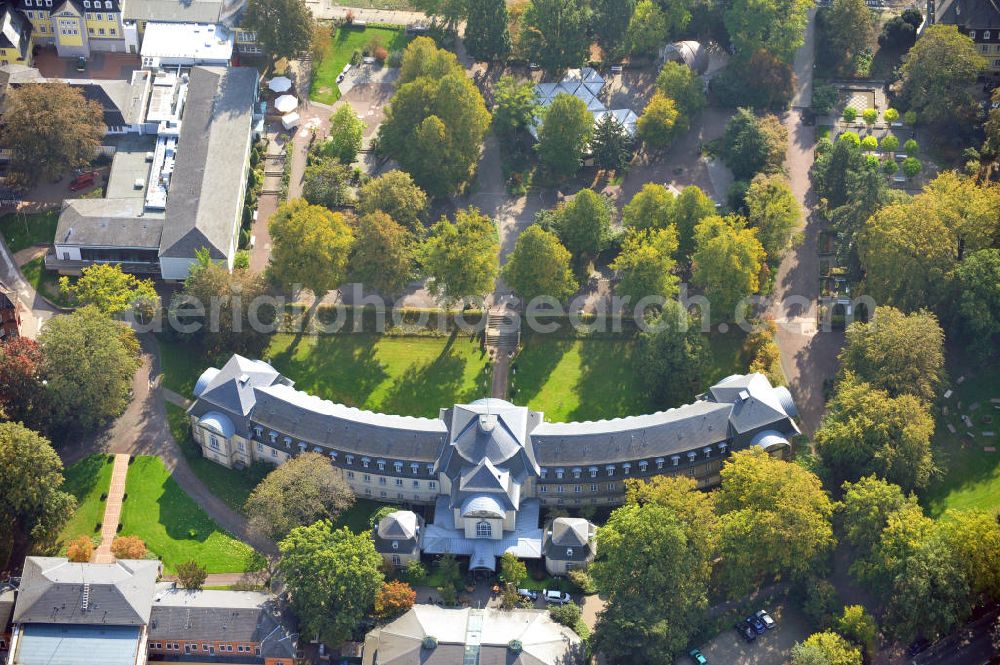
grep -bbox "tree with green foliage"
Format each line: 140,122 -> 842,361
837,475 -> 917,557
655,61 -> 706,124
499,551 -> 527,587
879,9 -> 921,49
637,91 -> 680,149
744,173 -> 801,262
955,248 -> 1000,358
859,135 -> 877,151
0,422 -> 75,549
792,631 -> 862,665
302,158 -> 353,209
722,108 -> 788,179
0,81 -> 104,184
555,189 -> 612,267
59,263 -> 158,318
900,24 -> 986,128
521,0 -> 591,72
626,0 -> 667,56
839,307 -> 944,403
549,600 -> 582,628
819,0 -> 875,76
591,0 -> 636,61
244,452 -> 355,541
724,0 -> 812,62
536,93 -> 592,179
349,212 -> 416,299
590,113 -> 633,172
465,0 -> 512,61
862,108 -> 877,126
269,199 -> 354,300
412,0 -> 468,28
837,605 -> 878,658
622,183 -> 674,231
503,225 -> 577,303
592,501 -> 712,662
421,208 -> 499,305
176,561 -> 207,590
244,0 -> 313,62
610,227 -> 679,303
812,84 -> 839,116
879,134 -> 899,153
901,156 -> 921,178
278,520 -> 384,645
673,185 -> 717,261
356,170 -> 428,233
379,38 -> 491,197
691,215 -> 766,322
40,306 -> 140,433
324,106 -> 365,164
715,448 -> 835,598
815,374 -> 934,491
936,509 -> 1000,602
638,301 -> 709,408
492,76 -> 540,138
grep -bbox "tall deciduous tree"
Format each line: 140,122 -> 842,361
837,475 -> 916,558
40,306 -> 140,433
936,509 -> 1000,602
244,0 -> 314,62
374,580 -> 416,620
502,225 -> 577,303
818,0 -> 875,75
536,93 -> 592,179
744,173 -> 801,262
278,520 -> 384,645
715,448 -> 835,598
622,183 -> 674,231
302,158 -> 353,209
691,215 -> 766,322
0,422 -> 75,548
656,61 -> 706,124
792,631 -> 862,665
555,189 -> 612,267
465,0 -> 512,61
673,185 -> 717,261
722,108 -> 788,179
492,76 -> 540,139
815,374 -> 935,491
323,106 -> 365,164
421,208 -> 499,305
638,300 -> 708,407
412,0 -> 468,28
724,0 -> 812,62
899,24 -> 986,128
955,248 -> 1000,359
349,212 -> 416,299
269,199 -> 354,300
610,227 -> 679,302
839,306 -> 945,403
356,170 -> 428,233
0,338 -> 51,433
591,0 -> 636,61
60,263 -> 159,318
521,0 -> 591,72
626,0 -> 667,56
379,38 -> 491,197
590,114 -> 633,172
244,452 -> 355,540
637,91 -> 680,149
1,82 -> 104,184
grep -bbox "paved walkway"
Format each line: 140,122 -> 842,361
93,453 -> 130,564
0,224 -> 59,340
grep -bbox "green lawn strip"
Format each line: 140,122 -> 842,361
20,256 -> 75,307
119,456 -> 256,574
923,364 -> 1000,517
309,26 -> 410,105
165,403 -> 268,513
156,335 -> 209,397
58,454 -> 115,548
266,332 -> 491,417
333,497 -> 383,534
328,0 -> 416,8
0,210 -> 58,253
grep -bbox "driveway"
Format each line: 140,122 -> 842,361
678,602 -> 811,665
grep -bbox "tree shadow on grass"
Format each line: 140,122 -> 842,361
62,454 -> 113,502
571,338 -> 651,421
509,334 -> 573,409
379,332 -> 475,417
268,333 -> 388,408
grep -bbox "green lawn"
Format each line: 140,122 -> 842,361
309,26 -> 411,104
333,497 -> 383,534
21,256 -> 75,307
120,456 -> 257,574
923,365 -> 1000,517
512,331 -> 749,422
58,455 -> 115,547
329,0 -> 415,8
266,332 -> 491,417
0,210 -> 59,253
165,403 -> 268,513
156,335 -> 211,397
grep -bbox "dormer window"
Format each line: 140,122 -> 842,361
362,457 -> 370,468
296,442 -> 305,452
283,436 -> 292,448
986,31 -> 992,40
105,0 -> 111,7
606,465 -> 615,477
671,455 -> 680,466
411,463 -> 419,474
540,468 -> 548,479
572,468 -> 581,479
253,425 -> 262,438
655,457 -> 664,469
268,431 -> 276,443
639,460 -> 648,472
589,466 -> 598,478
622,463 -> 631,475
687,451 -> 697,462
426,463 -> 434,474
346,454 -> 354,465
704,447 -> 712,458
555,468 -> 564,479
376,459 -> 385,471
329,451 -> 338,461
719,442 -> 728,455
970,30 -> 977,39
394,461 -> 403,473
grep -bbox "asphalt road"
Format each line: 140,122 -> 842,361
912,609 -> 1000,665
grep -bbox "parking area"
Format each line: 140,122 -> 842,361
676,602 -> 812,665
32,47 -> 139,80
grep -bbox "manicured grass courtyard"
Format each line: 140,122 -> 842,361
266,332 -> 491,417
0,210 -> 58,253
58,454 -> 114,548
923,364 -> 1000,517
120,456 -> 257,574
157,335 -> 211,397
21,257 -> 75,307
309,25 -> 410,104
512,331 -> 749,422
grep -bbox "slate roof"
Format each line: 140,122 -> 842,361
149,585 -> 297,658
422,497 -> 543,563
189,354 -> 284,422
122,0 -> 223,23
438,401 -> 540,481
54,198 -> 163,249
0,585 -> 15,634
13,558 -> 160,626
934,0 -> 1000,28
0,6 -> 31,59
158,66 -> 257,261
362,606 -> 583,665
543,518 -> 594,563
373,511 -> 423,556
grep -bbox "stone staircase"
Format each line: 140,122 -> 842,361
485,308 -> 520,357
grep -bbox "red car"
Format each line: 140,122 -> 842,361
68,171 -> 98,191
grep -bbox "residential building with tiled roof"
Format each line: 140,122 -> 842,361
927,0 -> 1000,77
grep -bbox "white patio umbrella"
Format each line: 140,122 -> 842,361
268,76 -> 292,93
274,94 -> 298,113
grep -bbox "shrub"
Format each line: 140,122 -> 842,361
839,131 -> 860,146
904,110 -> 917,126
66,535 -> 93,563
902,156 -> 922,178
813,84 -> 839,116
904,138 -> 919,157
883,108 -> 899,123
550,601 -> 582,628
177,561 -> 207,590
403,559 -> 426,584
375,580 -> 416,620
882,159 -> 898,175
842,107 -> 857,122
879,134 -> 899,153
374,46 -> 388,62
862,108 -> 877,125
111,535 -> 146,559
568,569 -> 598,595
803,578 -> 840,630
860,135 -> 878,151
